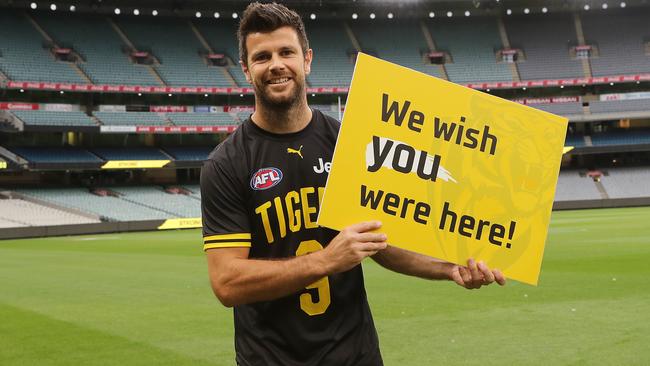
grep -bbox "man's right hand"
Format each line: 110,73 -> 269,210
319,221 -> 388,274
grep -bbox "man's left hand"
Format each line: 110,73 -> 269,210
449,258 -> 506,289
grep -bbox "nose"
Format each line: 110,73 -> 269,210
269,53 -> 285,73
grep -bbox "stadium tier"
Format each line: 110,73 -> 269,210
11,110 -> 97,127
590,130 -> 650,146
505,14 -> 584,80
14,187 -> 199,221
91,147 -> 170,160
0,198 -> 100,226
193,19 -> 248,86
599,167 -> 650,198
352,20 -> 445,79
0,11 -> 86,83
110,186 -> 200,218
163,147 -> 213,161
94,111 -> 169,126
9,146 -> 103,163
115,17 -> 233,87
306,20 -> 356,86
1,9 -> 649,88
32,13 -> 162,86
166,112 -> 238,126
529,102 -> 583,116
554,170 -> 603,201
427,17 -> 513,83
589,100 -> 650,114
582,11 -> 650,77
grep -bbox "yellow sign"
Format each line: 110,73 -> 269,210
157,217 -> 202,230
0,160 -> 6,169
101,160 -> 170,169
318,53 -> 568,285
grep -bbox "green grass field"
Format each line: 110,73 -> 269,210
1,207 -> 649,365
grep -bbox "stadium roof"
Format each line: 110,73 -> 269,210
2,0 -> 650,19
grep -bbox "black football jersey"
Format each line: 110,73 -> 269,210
200,109 -> 383,366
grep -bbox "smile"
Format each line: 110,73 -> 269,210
267,77 -> 291,85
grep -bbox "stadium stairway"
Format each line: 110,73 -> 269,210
24,12 -> 94,83
187,20 -> 238,87
106,17 -> 167,86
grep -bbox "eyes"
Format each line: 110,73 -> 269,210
251,48 -> 297,63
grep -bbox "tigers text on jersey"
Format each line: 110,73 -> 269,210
200,109 -> 383,366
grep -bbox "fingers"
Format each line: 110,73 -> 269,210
467,258 -> 483,288
347,221 -> 382,233
356,232 -> 387,243
477,261 -> 495,284
493,269 -> 506,286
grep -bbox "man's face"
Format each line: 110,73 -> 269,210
242,26 -> 312,110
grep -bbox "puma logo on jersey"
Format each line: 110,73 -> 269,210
313,158 -> 331,174
287,145 -> 303,159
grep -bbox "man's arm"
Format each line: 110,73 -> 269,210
206,221 -> 387,307
372,245 -> 506,289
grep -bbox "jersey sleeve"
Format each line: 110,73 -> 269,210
200,156 -> 251,251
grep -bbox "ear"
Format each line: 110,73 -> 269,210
240,60 -> 252,84
304,49 -> 313,76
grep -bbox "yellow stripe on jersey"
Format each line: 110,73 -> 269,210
204,242 -> 252,250
203,233 -> 252,251
203,233 -> 251,242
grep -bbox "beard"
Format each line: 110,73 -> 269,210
253,75 -> 306,113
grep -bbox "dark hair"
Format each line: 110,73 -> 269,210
238,2 -> 309,65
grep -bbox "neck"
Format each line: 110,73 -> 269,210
251,97 -> 312,134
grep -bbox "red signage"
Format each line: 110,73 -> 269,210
5,73 -> 650,95
0,102 -> 39,110
134,125 -> 238,133
149,105 -> 188,112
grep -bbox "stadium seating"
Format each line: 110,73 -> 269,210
11,110 -> 96,127
110,186 -> 200,218
167,112 -> 238,126
564,134 -> 586,147
94,111 -> 168,126
0,198 -> 99,226
33,13 -> 163,86
426,17 -> 512,83
505,14 -> 584,80
91,147 -> 170,160
9,146 -> 103,163
15,188 -> 182,221
528,102 -> 583,116
599,167 -> 650,198
590,130 -> 650,146
163,147 -> 213,161
0,11 -> 86,83
0,217 -> 27,228
193,19 -> 248,86
305,20 -> 356,86
352,20 -> 444,79
554,170 -> 603,201
589,100 -> 650,114
582,10 -> 650,76
116,17 -> 232,87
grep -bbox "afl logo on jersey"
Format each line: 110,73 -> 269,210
250,167 -> 283,190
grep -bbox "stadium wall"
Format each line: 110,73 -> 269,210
0,219 -> 165,240
2,198 -> 650,240
553,197 -> 650,210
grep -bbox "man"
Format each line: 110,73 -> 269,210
200,3 -> 506,365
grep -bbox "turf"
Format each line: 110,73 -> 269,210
1,207 -> 649,365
